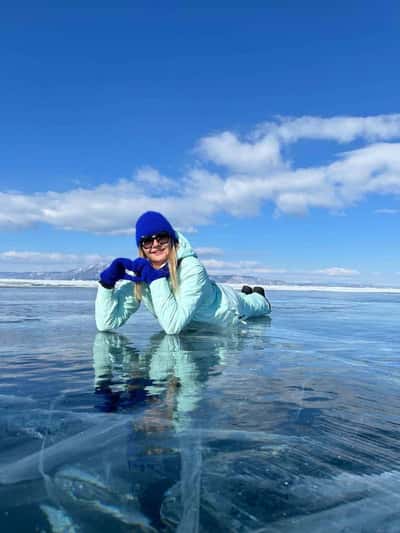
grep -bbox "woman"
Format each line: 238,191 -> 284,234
95,211 -> 271,335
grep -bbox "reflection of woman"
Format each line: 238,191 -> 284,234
92,333 -> 156,412
96,211 -> 271,335
92,330 -> 230,429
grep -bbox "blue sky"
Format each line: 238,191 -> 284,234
1,3 -> 400,285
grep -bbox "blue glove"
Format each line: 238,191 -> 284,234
131,261 -> 170,285
100,258 -> 148,288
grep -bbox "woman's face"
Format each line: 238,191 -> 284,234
142,239 -> 171,268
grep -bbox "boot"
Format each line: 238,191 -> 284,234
253,286 -> 265,298
241,285 -> 253,295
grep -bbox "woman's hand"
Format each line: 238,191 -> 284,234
100,258 -> 148,287
130,261 -> 170,285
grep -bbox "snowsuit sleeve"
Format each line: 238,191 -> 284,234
95,281 -> 140,331
149,257 -> 207,335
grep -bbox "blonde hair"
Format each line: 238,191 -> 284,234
134,240 -> 179,301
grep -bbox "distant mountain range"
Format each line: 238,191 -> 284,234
0,264 -> 396,289
0,264 -> 105,281
0,264 -> 287,285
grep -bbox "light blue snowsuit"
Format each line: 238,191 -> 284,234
95,232 -> 271,335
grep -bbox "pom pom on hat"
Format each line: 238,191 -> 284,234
135,211 -> 177,247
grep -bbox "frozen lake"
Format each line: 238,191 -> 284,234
0,286 -> 399,532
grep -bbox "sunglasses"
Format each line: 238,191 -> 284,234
140,231 -> 171,250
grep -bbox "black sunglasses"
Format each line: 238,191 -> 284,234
140,231 -> 171,250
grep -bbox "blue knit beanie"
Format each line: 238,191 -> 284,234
135,211 -> 177,247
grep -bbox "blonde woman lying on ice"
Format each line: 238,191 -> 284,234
95,211 -> 271,335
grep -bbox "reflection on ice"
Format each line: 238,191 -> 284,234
162,450 -> 400,532
0,415 -> 134,485
40,504 -> 78,533
0,400 -> 157,530
47,462 -> 154,531
177,434 -> 202,533
93,330 -> 229,429
256,471 -> 400,532
1,293 -> 400,532
0,329 -> 246,531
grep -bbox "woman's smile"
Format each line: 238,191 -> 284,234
145,244 -> 170,267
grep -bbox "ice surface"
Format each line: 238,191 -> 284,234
40,504 -> 78,533
0,287 -> 399,531
0,413 -> 135,484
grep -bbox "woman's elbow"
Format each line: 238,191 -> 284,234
96,323 -> 112,333
162,323 -> 184,335
95,317 -> 116,332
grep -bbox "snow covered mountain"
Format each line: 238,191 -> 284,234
0,264 -> 286,285
0,263 -> 106,281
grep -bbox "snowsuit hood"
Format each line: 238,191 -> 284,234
176,232 -> 197,261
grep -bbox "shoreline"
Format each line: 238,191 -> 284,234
1,278 -> 400,293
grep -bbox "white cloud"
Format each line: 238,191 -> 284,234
0,180 -> 215,234
313,267 -> 360,276
221,141 -> 400,216
257,114 -> 400,143
200,256 -> 362,281
1,114 -> 400,232
197,131 -> 283,172
195,247 -> 224,257
0,250 -> 110,266
374,208 -> 399,214
135,166 -> 177,192
202,258 -> 286,275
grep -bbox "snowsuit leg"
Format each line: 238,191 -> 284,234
237,292 -> 271,319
